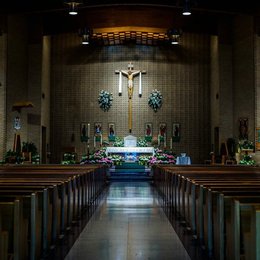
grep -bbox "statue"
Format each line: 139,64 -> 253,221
120,65 -> 141,99
115,62 -> 146,132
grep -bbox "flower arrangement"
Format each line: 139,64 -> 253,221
113,137 -> 124,147
239,140 -> 254,150
61,153 -> 76,165
137,149 -> 175,166
148,89 -> 163,112
81,148 -> 113,166
138,155 -> 152,166
137,137 -> 148,147
98,90 -> 113,111
80,148 -> 124,166
108,154 -> 124,165
239,154 -> 256,166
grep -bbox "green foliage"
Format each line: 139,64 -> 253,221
113,137 -> 124,147
61,152 -> 77,165
138,155 -> 152,166
98,90 -> 113,111
4,150 -> 20,163
239,140 -> 254,150
137,137 -> 148,147
148,89 -> 163,112
108,154 -> 124,165
22,142 -> 38,155
239,154 -> 256,166
80,148 -> 124,166
137,149 -> 176,166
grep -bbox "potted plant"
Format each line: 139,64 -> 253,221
22,141 -> 39,164
4,150 -> 19,164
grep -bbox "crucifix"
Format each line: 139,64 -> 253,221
115,62 -> 146,133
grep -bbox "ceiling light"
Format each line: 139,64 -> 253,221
167,29 -> 182,45
182,0 -> 191,15
79,28 -> 92,45
64,0 -> 83,15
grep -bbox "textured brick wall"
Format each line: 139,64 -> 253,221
233,15 -> 255,140
255,34 -> 260,162
6,15 -> 29,154
210,36 -> 220,151
50,32 -> 211,163
4,16 -> 48,162
0,32 -> 7,160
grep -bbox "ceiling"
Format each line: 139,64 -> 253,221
0,0 -> 259,15
0,1 -> 259,37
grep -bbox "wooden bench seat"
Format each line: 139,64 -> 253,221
153,165 -> 260,260
0,192 -> 43,260
0,164 -> 107,260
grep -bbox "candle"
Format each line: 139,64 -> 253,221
87,123 -> 90,136
87,123 -> 90,144
164,134 -> 166,148
139,72 -> 142,96
158,134 -> 160,146
94,136 -> 96,148
100,134 -> 102,146
119,71 -> 122,94
170,138 -> 172,150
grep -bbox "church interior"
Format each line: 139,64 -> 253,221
0,1 -> 260,259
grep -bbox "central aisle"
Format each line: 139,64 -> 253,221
65,182 -> 191,260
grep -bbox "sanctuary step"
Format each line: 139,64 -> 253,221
108,162 -> 152,181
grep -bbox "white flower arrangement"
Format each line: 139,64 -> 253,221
148,89 -> 162,112
98,90 -> 113,111
137,137 -> 148,147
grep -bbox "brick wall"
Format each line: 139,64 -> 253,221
50,32 -> 211,163
233,15 -> 255,140
6,15 -> 29,155
0,32 -> 7,160
255,34 -> 260,162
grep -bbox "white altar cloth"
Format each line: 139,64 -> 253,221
106,147 -> 154,155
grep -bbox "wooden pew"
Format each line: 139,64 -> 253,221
0,192 -> 42,260
152,165 -> 260,260
233,201 -> 260,260
0,164 -> 107,259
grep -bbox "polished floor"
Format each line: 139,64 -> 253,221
64,182 -> 191,260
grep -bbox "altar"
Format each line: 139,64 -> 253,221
106,135 -> 154,162
106,147 -> 154,162
106,146 -> 154,155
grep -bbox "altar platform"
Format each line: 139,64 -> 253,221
108,162 -> 152,181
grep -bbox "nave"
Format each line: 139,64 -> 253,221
62,181 -> 192,260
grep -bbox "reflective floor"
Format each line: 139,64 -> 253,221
65,182 -> 191,260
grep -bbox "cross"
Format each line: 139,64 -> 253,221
128,62 -> 134,70
115,62 -> 146,133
